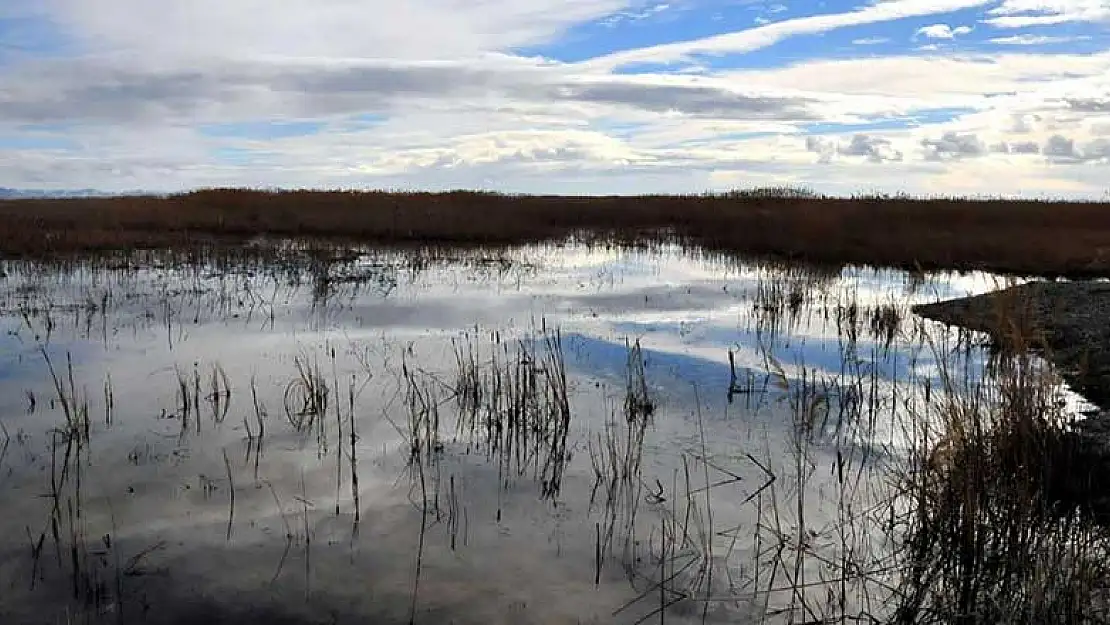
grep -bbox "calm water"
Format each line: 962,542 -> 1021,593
0,243 -> 1084,624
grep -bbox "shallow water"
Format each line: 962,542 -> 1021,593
0,243 -> 1087,624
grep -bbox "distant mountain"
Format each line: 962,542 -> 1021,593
0,188 -> 138,199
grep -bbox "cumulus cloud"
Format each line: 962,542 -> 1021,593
1009,113 -> 1041,133
916,23 -> 973,38
1066,97 -> 1110,112
839,134 -> 904,161
364,129 -> 653,173
1041,134 -> 1110,162
921,131 -> 987,159
804,133 -> 904,162
1085,137 -> 1110,160
1044,134 -> 1082,160
805,136 -> 836,162
991,140 -> 1041,153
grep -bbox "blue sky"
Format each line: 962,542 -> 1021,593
0,0 -> 1107,197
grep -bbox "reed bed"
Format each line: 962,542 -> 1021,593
4,188 -> 1110,277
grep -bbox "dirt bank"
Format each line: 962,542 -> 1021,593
913,280 -> 1110,417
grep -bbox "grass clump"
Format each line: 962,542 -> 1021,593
892,333 -> 1110,624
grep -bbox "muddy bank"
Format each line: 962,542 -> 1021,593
913,280 -> 1110,417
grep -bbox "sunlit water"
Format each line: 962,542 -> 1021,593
0,242 -> 1089,624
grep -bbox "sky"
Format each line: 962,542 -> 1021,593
0,0 -> 1108,197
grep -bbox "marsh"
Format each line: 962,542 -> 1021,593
0,241 -> 1104,624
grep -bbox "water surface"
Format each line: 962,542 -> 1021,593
0,242 -> 1076,624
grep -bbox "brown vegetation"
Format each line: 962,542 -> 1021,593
894,343 -> 1110,624
3,188 -> 1110,277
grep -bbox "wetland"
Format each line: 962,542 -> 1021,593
2,234 -> 1107,624
6,186 -> 1110,624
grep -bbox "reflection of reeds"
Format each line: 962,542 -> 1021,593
624,339 -> 655,424
751,262 -> 838,344
222,449 -> 235,542
348,377 -> 361,532
403,356 -> 444,466
447,325 -> 574,501
102,374 -> 113,427
42,350 -> 90,445
589,340 -> 654,569
266,481 -> 295,585
452,331 -> 482,442
611,300 -> 1018,622
246,375 -> 267,483
836,297 -> 861,352
0,419 -> 9,481
207,363 -> 233,424
174,363 -> 202,435
284,354 -> 329,433
539,329 -> 572,500
869,301 -> 904,352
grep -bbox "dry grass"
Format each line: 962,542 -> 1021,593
891,304 -> 1110,625
4,188 -> 1110,276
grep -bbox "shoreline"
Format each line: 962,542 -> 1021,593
913,280 -> 1110,418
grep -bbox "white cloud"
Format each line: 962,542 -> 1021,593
356,129 -> 653,174
991,139 -> 1041,153
0,56 -> 832,126
718,51 -> 1110,100
7,46 -> 1108,196
581,0 -> 994,69
983,0 -> 1110,27
1085,137 -> 1110,159
989,34 -> 1091,44
805,134 -> 904,162
852,37 -> 891,45
602,2 -> 672,27
1044,133 -> 1081,160
921,131 -> 987,159
40,0 -> 635,61
1,0 -> 1109,198
916,23 -> 974,38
